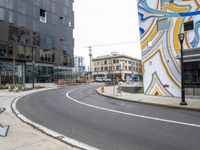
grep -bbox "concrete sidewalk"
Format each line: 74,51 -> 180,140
0,88 -> 79,150
97,86 -> 200,111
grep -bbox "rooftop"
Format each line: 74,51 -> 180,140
92,52 -> 141,61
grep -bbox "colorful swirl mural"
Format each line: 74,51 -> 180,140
138,0 -> 200,97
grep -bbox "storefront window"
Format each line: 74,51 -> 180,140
26,65 -> 53,83
0,62 -> 23,84
184,62 -> 200,85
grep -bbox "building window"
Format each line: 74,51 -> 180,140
0,42 -> 13,58
184,21 -> 194,31
32,7 -> 38,18
9,26 -> 30,44
0,1 -> 3,6
33,32 -> 40,46
51,2 -> 56,13
33,20 -> 39,32
63,6 -> 68,16
64,0 -> 70,7
0,7 -> 4,20
40,9 -> 47,23
33,0 -> 40,6
3,0 -> 13,9
18,14 -> 26,27
18,0 -> 26,14
8,11 -> 14,23
17,45 -> 26,59
40,49 -> 54,63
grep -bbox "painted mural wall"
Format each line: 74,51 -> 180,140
138,0 -> 200,97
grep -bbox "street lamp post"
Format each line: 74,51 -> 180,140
89,46 -> 92,78
112,63 -> 116,96
178,33 -> 187,105
131,60 -> 134,84
12,56 -> 15,85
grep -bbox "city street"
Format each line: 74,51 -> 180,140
16,84 -> 200,150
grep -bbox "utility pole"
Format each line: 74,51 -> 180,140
12,56 -> 15,85
89,46 -> 92,78
131,60 -> 134,84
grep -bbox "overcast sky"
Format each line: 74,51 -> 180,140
73,0 -> 141,69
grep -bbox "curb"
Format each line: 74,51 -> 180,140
11,88 -> 99,150
96,88 -> 200,112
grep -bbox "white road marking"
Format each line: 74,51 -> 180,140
12,96 -> 100,150
66,88 -> 200,128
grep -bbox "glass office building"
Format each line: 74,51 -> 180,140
0,0 -> 74,84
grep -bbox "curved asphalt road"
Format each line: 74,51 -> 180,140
17,84 -> 200,150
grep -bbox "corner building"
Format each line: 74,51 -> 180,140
0,0 -> 74,84
138,0 -> 200,97
92,52 -> 142,81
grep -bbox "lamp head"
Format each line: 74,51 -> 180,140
178,33 -> 184,43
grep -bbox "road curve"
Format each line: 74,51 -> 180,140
16,84 -> 200,150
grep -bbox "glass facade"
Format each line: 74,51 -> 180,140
0,62 -> 23,84
0,7 -> 4,20
54,67 -> 73,82
0,0 -> 74,85
26,65 -> 53,83
184,61 -> 200,96
0,42 -> 13,58
184,62 -> 200,85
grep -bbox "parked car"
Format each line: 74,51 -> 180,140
95,77 -> 111,83
95,77 -> 104,82
103,78 -> 111,83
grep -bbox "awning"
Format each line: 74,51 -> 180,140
183,48 -> 200,62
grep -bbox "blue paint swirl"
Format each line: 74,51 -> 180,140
138,0 -> 200,21
139,27 -> 145,35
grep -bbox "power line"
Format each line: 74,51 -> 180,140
75,40 -> 140,50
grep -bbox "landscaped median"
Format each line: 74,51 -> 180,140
96,85 -> 200,111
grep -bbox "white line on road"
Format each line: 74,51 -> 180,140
66,88 -> 200,128
12,96 -> 100,150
